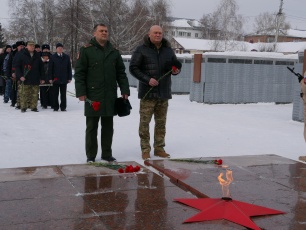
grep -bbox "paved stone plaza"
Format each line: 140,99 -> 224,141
0,155 -> 305,229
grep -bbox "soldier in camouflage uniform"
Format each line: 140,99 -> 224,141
129,25 -> 181,160
75,23 -> 130,163
14,41 -> 44,112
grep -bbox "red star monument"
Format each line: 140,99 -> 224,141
174,198 -> 285,230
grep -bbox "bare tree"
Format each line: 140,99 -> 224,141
200,0 -> 244,51
253,12 -> 290,34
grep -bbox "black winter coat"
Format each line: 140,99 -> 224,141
49,53 -> 72,84
129,35 -> 179,99
14,49 -> 43,85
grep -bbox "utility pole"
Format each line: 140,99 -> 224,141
274,0 -> 284,51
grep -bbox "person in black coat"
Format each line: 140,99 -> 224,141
49,43 -> 72,111
14,41 -> 44,112
9,42 -> 24,108
0,45 -> 12,97
129,25 -> 181,160
40,51 -> 53,109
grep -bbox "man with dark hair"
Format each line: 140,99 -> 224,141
49,43 -> 72,111
74,23 -> 130,163
35,44 -> 41,53
14,41 -> 44,112
129,25 -> 181,160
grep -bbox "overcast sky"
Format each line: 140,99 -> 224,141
0,0 -> 306,31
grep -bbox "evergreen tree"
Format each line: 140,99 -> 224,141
0,23 -> 6,48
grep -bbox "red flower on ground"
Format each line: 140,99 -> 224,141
118,168 -> 124,173
214,159 -> 223,165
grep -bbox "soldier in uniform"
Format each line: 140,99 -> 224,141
14,41 -> 44,112
74,23 -> 130,163
129,25 -> 181,160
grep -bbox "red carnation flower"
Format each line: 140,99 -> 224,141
214,159 -> 223,165
118,168 -> 124,173
172,66 -> 178,71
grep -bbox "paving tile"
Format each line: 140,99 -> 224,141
0,177 -> 77,201
0,166 -> 64,182
69,172 -> 176,195
0,195 -> 95,226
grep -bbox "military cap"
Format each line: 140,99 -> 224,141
16,41 -> 25,47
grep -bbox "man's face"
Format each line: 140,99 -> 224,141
42,56 -> 49,61
17,45 -> 24,51
27,44 -> 35,52
148,26 -> 163,45
35,47 -> 41,52
42,49 -> 50,52
56,47 -> 63,54
94,26 -> 108,44
6,48 -> 12,53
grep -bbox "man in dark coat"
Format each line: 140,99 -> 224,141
49,43 -> 72,111
129,25 -> 181,160
74,23 -> 130,163
10,41 -> 25,108
14,41 -> 44,112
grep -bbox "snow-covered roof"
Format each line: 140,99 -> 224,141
171,19 -> 192,28
247,28 -> 306,38
203,51 -> 297,60
174,38 -> 216,51
173,37 -> 306,53
286,29 -> 306,38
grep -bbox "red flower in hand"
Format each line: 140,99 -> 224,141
86,98 -> 101,111
92,101 -> 100,111
172,66 -> 178,71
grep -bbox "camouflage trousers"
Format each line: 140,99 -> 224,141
20,85 -> 39,110
139,99 -> 168,153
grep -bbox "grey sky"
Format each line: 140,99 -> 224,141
0,0 -> 305,31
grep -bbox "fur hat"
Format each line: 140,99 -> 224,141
5,45 -> 12,49
35,44 -> 40,49
42,44 -> 50,50
16,41 -> 25,47
12,44 -> 17,49
56,43 -> 63,48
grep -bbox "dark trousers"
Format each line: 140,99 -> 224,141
40,86 -> 53,108
10,80 -> 18,106
52,84 -> 67,110
85,116 -> 114,160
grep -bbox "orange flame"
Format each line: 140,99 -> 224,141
218,169 -> 233,198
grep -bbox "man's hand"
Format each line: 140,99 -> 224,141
122,94 -> 129,99
49,80 -> 53,84
20,76 -> 25,82
68,80 -> 71,83
149,78 -> 159,87
172,68 -> 180,75
79,95 -> 86,101
40,80 -> 45,84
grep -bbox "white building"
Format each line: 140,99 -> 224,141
165,18 -> 203,40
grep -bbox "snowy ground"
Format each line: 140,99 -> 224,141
0,81 -> 304,169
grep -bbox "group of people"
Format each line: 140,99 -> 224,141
0,41 -> 72,112
74,23 -> 181,163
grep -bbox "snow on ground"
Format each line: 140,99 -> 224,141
0,80 -> 304,169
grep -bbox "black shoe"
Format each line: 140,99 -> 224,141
15,106 -> 21,110
10,104 -> 15,107
101,156 -> 117,162
3,100 -> 8,103
87,158 -> 95,163
61,109 -> 66,112
21,108 -> 26,113
31,108 -> 39,112
53,109 -> 58,112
